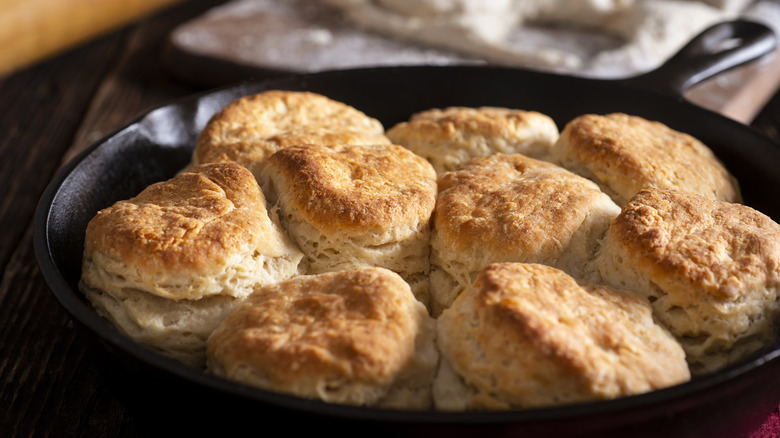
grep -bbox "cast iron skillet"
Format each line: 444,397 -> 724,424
35,21 -> 780,437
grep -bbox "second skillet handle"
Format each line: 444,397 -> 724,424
621,20 -> 777,98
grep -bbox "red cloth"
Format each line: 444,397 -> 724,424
751,406 -> 780,438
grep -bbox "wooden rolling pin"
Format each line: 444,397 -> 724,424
0,0 -> 183,76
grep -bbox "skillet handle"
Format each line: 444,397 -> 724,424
621,20 -> 776,98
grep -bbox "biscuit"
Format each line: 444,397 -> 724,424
207,267 -> 438,408
434,263 -> 690,410
191,90 -> 391,179
387,106 -> 559,174
594,188 -> 780,374
430,153 -> 620,315
551,113 -> 741,206
80,163 -> 304,366
80,285 -> 243,367
260,143 -> 437,306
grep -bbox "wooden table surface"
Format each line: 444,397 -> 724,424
2,1 -> 780,436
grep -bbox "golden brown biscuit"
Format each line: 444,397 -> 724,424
551,113 -> 741,206
191,90 -> 391,179
207,267 -> 438,408
430,153 -> 620,315
261,143 -> 437,306
434,263 -> 690,410
595,188 -> 780,374
80,162 -> 304,367
387,106 -> 559,174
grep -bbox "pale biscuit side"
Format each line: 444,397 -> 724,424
82,285 -> 243,368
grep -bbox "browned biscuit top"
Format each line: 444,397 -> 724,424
195,90 -> 389,171
84,162 -> 270,278
391,106 -> 555,138
609,188 -> 780,300
438,263 -> 690,405
434,153 -> 608,255
386,106 -> 559,174
265,143 -> 437,232
556,113 -> 740,203
207,267 -> 419,389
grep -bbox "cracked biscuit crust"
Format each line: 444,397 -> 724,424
263,143 -> 436,233
595,188 -> 780,373
193,90 -> 390,177
430,153 -> 620,314
387,106 -> 559,174
434,262 -> 690,410
207,267 -> 438,408
552,113 -> 740,206
82,162 -> 302,301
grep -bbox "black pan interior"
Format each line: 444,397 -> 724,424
35,66 -> 780,434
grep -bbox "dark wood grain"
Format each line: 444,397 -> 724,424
0,29 -> 131,438
0,2 -> 223,437
1,1 -> 779,437
65,8 -> 211,162
0,34 -> 123,274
